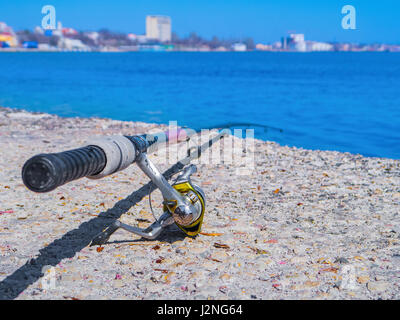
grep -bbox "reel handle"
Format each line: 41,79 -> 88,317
22,146 -> 106,193
22,136 -> 137,193
176,164 -> 197,182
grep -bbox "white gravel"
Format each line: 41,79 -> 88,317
0,106 -> 399,300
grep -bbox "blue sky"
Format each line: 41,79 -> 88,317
0,0 -> 399,43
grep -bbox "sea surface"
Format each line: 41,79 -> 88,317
0,52 -> 399,159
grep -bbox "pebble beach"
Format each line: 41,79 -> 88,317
0,106 -> 399,300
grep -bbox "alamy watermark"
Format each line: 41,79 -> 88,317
41,5 -> 56,30
146,121 -> 256,176
342,5 -> 356,30
340,264 -> 357,290
41,265 -> 56,290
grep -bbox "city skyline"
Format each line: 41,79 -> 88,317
3,17 -> 399,52
0,0 -> 399,44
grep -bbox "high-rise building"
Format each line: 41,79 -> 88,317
282,33 -> 306,52
146,15 -> 171,42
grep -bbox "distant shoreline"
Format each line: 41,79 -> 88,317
1,48 -> 399,53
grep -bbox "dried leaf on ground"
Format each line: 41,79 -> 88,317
200,232 -> 223,236
214,243 -> 230,249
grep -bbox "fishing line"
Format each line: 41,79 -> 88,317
191,122 -> 284,133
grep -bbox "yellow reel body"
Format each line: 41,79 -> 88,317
164,182 -> 206,237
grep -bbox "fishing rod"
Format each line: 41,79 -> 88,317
196,122 -> 283,133
22,127 -> 229,244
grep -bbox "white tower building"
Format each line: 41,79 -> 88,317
146,15 -> 172,42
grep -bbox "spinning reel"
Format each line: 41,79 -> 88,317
21,128 -> 227,245
90,155 -> 206,246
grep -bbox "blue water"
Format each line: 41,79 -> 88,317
0,52 -> 399,159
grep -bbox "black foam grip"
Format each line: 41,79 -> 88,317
22,146 -> 106,193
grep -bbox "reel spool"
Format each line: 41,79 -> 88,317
165,182 -> 206,237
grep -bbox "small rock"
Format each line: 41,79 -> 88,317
219,273 -> 231,281
335,257 -> 349,264
367,281 -> 390,292
357,276 -> 369,284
